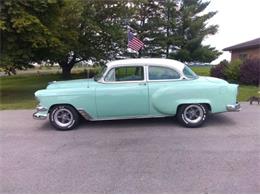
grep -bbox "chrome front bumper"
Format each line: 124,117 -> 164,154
33,105 -> 48,120
226,103 -> 241,112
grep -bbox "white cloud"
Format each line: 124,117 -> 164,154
203,0 -> 260,64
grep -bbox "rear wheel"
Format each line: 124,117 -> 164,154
49,105 -> 79,130
177,104 -> 208,128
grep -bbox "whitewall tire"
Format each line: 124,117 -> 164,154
177,104 -> 208,127
49,105 -> 79,130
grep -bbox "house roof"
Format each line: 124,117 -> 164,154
223,37 -> 260,51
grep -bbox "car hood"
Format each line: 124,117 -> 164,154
46,78 -> 97,89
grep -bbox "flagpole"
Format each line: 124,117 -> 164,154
138,49 -> 142,58
127,25 -> 139,59
127,26 -> 144,58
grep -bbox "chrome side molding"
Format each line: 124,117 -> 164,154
77,109 -> 93,120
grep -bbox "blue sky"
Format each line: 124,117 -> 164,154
203,0 -> 260,64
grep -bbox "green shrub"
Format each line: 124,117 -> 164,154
210,60 -> 228,79
223,59 -> 242,83
240,59 -> 260,86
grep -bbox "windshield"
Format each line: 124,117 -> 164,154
183,65 -> 198,79
94,66 -> 107,81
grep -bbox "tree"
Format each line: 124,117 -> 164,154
155,0 -> 181,58
46,0 -> 127,78
0,0 -> 64,74
0,0 -> 126,78
168,0 -> 221,62
1,0 -> 221,78
127,0 -> 165,57
126,0 -> 220,62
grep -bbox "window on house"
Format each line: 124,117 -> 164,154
239,53 -> 248,61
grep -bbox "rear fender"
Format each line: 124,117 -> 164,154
152,98 -> 212,115
150,86 -> 212,115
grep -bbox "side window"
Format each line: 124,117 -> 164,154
149,66 -> 180,80
105,66 -> 144,82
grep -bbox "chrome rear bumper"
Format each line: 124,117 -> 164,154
226,103 -> 241,112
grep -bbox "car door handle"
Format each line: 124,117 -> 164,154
138,82 -> 147,86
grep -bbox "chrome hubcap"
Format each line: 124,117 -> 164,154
183,105 -> 203,124
54,108 -> 73,127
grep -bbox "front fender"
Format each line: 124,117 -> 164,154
35,88 -> 97,118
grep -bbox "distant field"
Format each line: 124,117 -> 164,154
0,66 -> 259,110
190,66 -> 211,76
1,65 -> 211,77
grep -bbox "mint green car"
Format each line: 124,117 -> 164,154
33,58 -> 240,130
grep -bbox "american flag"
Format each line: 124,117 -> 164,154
127,31 -> 144,51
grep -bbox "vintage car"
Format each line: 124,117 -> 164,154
33,58 -> 240,130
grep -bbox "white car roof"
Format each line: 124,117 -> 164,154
106,58 -> 185,72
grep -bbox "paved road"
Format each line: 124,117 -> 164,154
0,103 -> 259,193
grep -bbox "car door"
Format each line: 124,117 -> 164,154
147,66 -> 182,116
95,66 -> 149,118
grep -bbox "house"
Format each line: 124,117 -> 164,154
223,37 -> 260,61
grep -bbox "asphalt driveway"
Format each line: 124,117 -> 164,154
0,102 -> 259,193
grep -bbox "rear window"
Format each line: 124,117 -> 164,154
183,66 -> 198,79
148,66 -> 180,80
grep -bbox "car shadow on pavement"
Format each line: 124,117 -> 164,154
79,116 -> 178,129
78,113 -> 236,130
37,113 -> 237,132
38,121 -> 54,131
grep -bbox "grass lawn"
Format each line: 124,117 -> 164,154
238,85 -> 259,102
0,68 -> 259,110
0,73 -> 87,110
191,66 -> 212,76
191,66 -> 259,102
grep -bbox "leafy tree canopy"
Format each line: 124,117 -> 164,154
0,0 -> 64,69
1,0 -> 221,78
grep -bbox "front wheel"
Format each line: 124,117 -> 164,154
177,104 -> 208,128
49,105 -> 79,130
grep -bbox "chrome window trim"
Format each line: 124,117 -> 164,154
146,65 -> 184,82
100,65 -> 147,84
98,63 -> 192,84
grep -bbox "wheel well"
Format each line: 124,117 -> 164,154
177,103 -> 211,113
203,103 -> 212,112
48,104 -> 78,113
